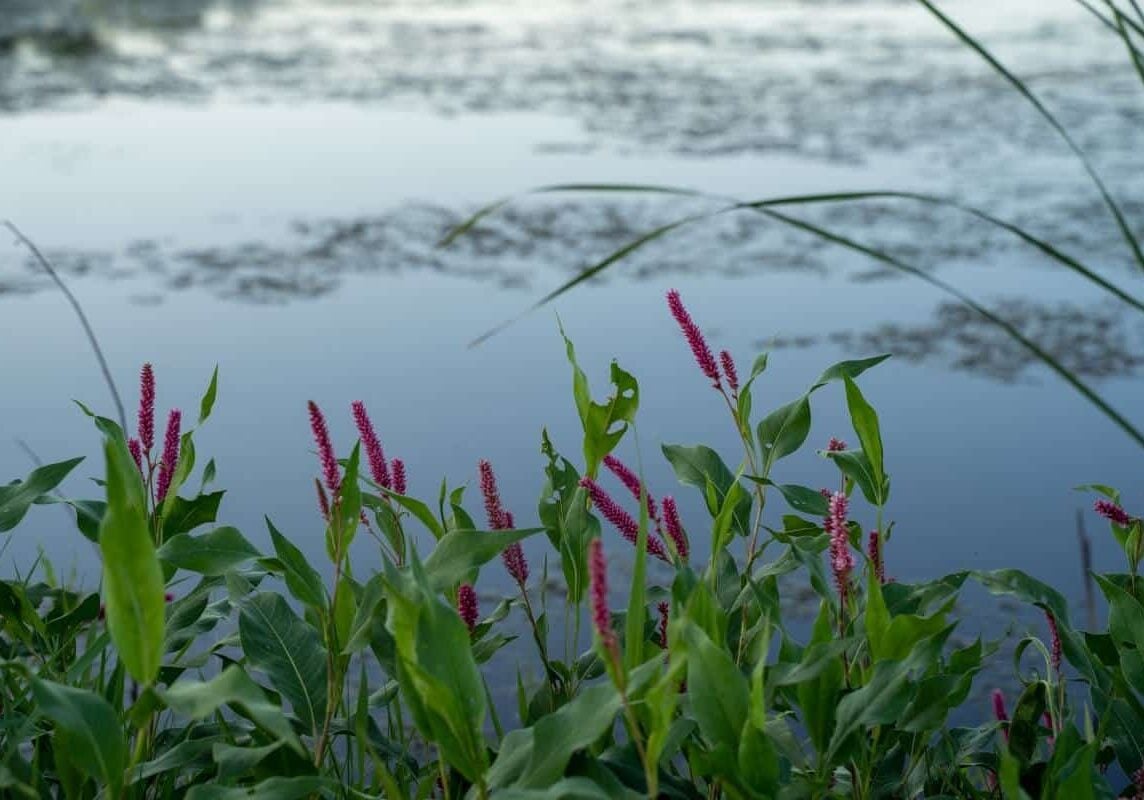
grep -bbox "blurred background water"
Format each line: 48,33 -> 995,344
0,0 -> 1141,707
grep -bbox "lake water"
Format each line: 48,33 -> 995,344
1,0 -> 1142,692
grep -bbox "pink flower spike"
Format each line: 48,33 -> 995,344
1094,499 -> 1132,526
580,477 -> 670,562
589,538 -> 618,656
504,511 -> 515,529
827,437 -> 847,452
138,363 -> 156,453
719,350 -> 739,394
155,409 -> 181,503
391,459 -> 407,495
661,496 -> 689,561
867,530 -> 885,584
351,401 -> 391,490
1045,611 -> 1062,672
502,541 -> 529,586
992,689 -> 1009,741
128,438 -> 143,475
315,479 -> 331,521
603,455 -> 659,522
457,584 -> 479,634
825,491 -> 854,603
666,289 -> 721,389
307,401 -> 340,495
478,460 -> 508,530
656,601 -> 670,649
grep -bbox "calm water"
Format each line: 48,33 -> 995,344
1,0 -> 1141,670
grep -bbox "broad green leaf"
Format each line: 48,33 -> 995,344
422,527 -> 544,591
809,354 -> 891,391
212,742 -> 286,782
747,478 -> 829,517
0,457 -> 84,532
198,366 -> 219,425
826,448 -> 886,506
162,666 -> 305,755
383,553 -> 489,784
826,624 -> 955,759
161,491 -> 225,540
265,517 -> 326,609
793,603 -> 843,753
31,677 -> 126,798
99,435 -> 165,684
757,396 -> 811,469
842,375 -> 885,504
185,777 -> 335,800
381,490 -> 445,540
158,526 -> 261,575
681,622 -> 748,755
238,592 -> 328,736
560,324 -> 640,477
661,443 -> 750,535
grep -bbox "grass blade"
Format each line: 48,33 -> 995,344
915,0 -> 1144,272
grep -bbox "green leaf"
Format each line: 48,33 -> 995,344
198,366 -> 219,425
757,396 -> 811,469
842,375 -> 885,504
662,443 -> 750,535
383,554 -> 489,784
809,354 -> 891,391
265,517 -> 326,609
185,777 -> 335,800
826,624 -> 955,759
98,435 -> 165,684
238,592 -> 328,736
560,322 -> 640,476
382,490 -> 445,540
826,448 -> 886,506
1008,681 -> 1047,764
747,478 -> 829,516
162,666 -> 305,755
681,622 -> 748,757
161,491 -> 225,540
422,527 -> 544,591
158,526 -> 261,575
31,677 -> 127,798
0,457 -> 84,532
793,603 -> 843,753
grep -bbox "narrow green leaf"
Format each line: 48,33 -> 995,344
0,457 -> 84,532
99,436 -> 165,684
158,526 -> 261,575
31,677 -> 126,798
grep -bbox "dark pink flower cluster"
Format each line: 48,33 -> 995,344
661,496 -> 689,561
315,480 -> 331,521
719,350 -> 739,394
1095,499 -> 1133,527
457,584 -> 479,634
1045,611 -> 1062,672
603,455 -> 660,522
824,491 -> 854,603
867,530 -> 885,584
155,409 -> 182,503
656,601 -> 670,649
666,289 -> 721,389
580,476 -> 669,562
138,363 -> 156,454
128,438 -> 143,474
992,689 -> 1009,741
589,538 -> 618,657
391,459 -> 407,495
308,401 -> 340,496
352,400 -> 392,490
827,437 -> 847,452
478,460 -> 529,586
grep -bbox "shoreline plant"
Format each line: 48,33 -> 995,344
0,289 -> 1139,798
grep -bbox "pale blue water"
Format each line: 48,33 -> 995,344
0,1 -> 1141,716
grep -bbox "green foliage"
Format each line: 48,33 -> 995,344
0,297 -> 1138,798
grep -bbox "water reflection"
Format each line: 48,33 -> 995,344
764,299 -> 1144,382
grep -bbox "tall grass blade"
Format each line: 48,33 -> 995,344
915,0 -> 1144,272
447,185 -> 1144,316
758,207 -> 1144,448
3,221 -> 127,431
1113,10 -> 1144,88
